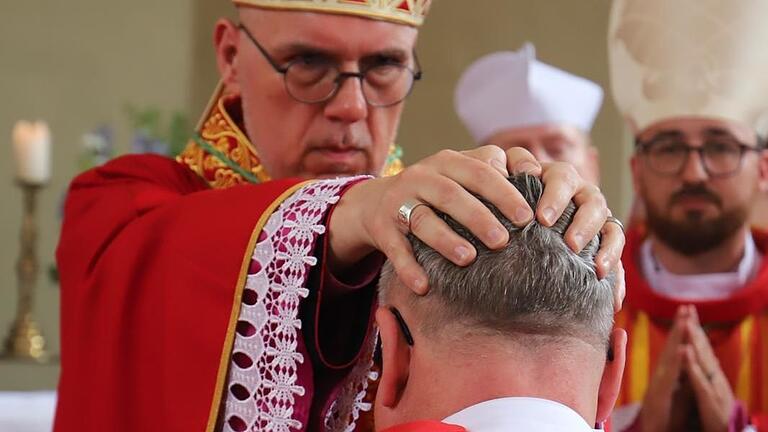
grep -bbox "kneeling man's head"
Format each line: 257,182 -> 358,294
375,173 -> 626,429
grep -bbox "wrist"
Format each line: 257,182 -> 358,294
328,178 -> 376,270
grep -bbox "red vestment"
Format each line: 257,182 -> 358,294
614,226 -> 768,430
54,93 -> 383,431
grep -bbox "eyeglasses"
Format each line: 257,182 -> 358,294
238,24 -> 422,107
636,137 -> 762,178
389,307 -> 414,346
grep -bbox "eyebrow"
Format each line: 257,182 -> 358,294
701,127 -> 739,140
270,42 -> 337,62
362,48 -> 409,61
271,43 -> 411,65
648,130 -> 685,141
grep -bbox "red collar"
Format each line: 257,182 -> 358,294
623,225 -> 768,323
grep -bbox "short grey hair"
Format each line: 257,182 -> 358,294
379,173 -> 614,348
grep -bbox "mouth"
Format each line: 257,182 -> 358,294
669,195 -> 722,217
311,147 -> 364,163
302,144 -> 369,177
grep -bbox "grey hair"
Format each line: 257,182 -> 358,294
379,173 -> 614,348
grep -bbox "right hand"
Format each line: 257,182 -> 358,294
639,306 -> 691,432
329,145 -> 537,293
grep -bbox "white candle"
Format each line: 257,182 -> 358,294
12,120 -> 51,184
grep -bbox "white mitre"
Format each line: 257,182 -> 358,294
608,0 -> 768,136
454,43 -> 604,144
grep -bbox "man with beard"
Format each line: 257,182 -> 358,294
607,0 -> 768,430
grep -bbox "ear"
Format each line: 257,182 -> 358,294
596,328 -> 627,424
213,18 -> 242,96
375,307 -> 412,409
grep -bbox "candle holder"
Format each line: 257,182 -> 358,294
1,181 -> 49,362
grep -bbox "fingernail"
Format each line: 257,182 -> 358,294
542,207 -> 556,224
514,206 -> 533,224
413,276 -> 427,292
602,256 -> 611,270
514,160 -> 539,174
573,233 -> 585,250
454,246 -> 470,262
488,227 -> 506,245
490,158 -> 507,175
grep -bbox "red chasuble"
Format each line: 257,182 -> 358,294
54,92 -> 383,431
54,154 -> 300,429
614,226 -> 768,429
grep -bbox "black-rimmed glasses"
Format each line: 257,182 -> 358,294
238,24 -> 422,107
636,137 -> 762,178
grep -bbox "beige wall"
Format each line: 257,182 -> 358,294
402,1 -> 632,211
0,0 -> 196,388
0,1 -> 633,388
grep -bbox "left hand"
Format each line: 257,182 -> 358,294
537,160 -> 625,310
681,306 -> 735,432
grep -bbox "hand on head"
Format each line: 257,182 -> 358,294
372,172 -> 627,429
330,145 -> 626,311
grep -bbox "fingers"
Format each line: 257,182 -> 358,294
683,307 -> 736,403
405,197 -> 478,265
682,344 -> 719,413
440,149 -> 534,227
397,156 -> 511,250
684,308 -> 720,379
641,319 -> 687,432
504,146 -> 543,176
375,223 -> 430,295
611,260 -> 626,312
565,182 -> 609,251
461,145 -> 510,176
595,214 -> 626,279
654,306 -> 689,387
537,161 -> 583,227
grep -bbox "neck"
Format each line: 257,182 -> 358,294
396,338 -> 602,425
650,227 -> 749,274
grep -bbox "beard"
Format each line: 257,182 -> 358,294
645,183 -> 748,256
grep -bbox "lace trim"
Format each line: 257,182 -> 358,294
324,330 -> 380,432
222,177 -> 368,432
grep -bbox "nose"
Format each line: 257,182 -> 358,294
323,76 -> 368,124
679,148 -> 709,183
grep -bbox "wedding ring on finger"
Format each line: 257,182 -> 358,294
397,199 -> 429,231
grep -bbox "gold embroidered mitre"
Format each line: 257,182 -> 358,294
233,0 -> 432,27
